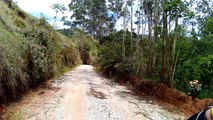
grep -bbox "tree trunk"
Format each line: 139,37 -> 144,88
122,2 -> 127,59
170,16 -> 179,82
130,0 -> 133,50
148,18 -> 153,76
145,0 -> 153,76
152,0 -> 159,75
161,0 -> 169,85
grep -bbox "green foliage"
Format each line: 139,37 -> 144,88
180,55 -> 213,82
199,86 -> 213,99
14,18 -> 26,28
96,30 -> 144,77
201,12 -> 213,41
61,37 -> 80,67
58,28 -> 73,38
24,28 -> 54,83
51,4 -> 67,14
97,42 -> 122,70
172,79 -> 189,92
68,0 -> 114,37
58,28 -> 97,65
71,29 -> 97,64
173,31 -> 213,98
0,29 -> 28,103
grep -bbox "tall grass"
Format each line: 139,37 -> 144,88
0,1 -> 80,104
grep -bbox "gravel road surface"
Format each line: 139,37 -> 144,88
4,65 -> 185,120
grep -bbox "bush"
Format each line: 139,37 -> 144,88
199,86 -> 213,98
174,55 -> 213,98
0,28 -> 28,103
96,30 -> 141,77
71,28 -> 97,64
24,28 -> 53,84
61,42 -> 81,67
180,55 -> 213,86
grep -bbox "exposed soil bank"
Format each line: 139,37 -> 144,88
117,77 -> 213,117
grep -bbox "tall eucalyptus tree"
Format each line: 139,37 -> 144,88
69,0 -> 110,38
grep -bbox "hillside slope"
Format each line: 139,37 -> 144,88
0,1 -> 80,104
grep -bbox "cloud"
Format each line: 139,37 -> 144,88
14,0 -> 146,32
14,0 -> 71,28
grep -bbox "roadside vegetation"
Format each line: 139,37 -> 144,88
58,28 -> 97,65
0,1 -> 80,104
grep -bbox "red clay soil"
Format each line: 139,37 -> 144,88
0,105 -> 4,119
121,77 -> 213,116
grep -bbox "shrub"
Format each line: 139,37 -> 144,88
96,30 -> 142,77
174,55 -> 213,98
0,28 -> 28,103
61,42 -> 81,67
71,28 -> 97,64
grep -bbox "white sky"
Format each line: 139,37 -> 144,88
13,0 -> 142,32
14,0 -> 71,29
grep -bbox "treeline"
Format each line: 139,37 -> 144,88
60,0 -> 213,98
0,1 -> 80,104
58,28 -> 97,65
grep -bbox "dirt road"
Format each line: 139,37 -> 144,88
4,65 -> 185,120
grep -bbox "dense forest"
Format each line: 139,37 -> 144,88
0,0 -> 212,106
58,0 -> 213,98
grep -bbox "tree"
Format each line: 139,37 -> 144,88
51,4 -> 67,28
122,1 -> 129,59
152,0 -> 161,75
107,0 -> 124,29
143,0 -> 154,76
68,0 -> 88,29
69,0 -> 111,38
127,0 -> 134,50
200,11 -> 213,41
166,0 -> 187,82
161,0 -> 169,84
